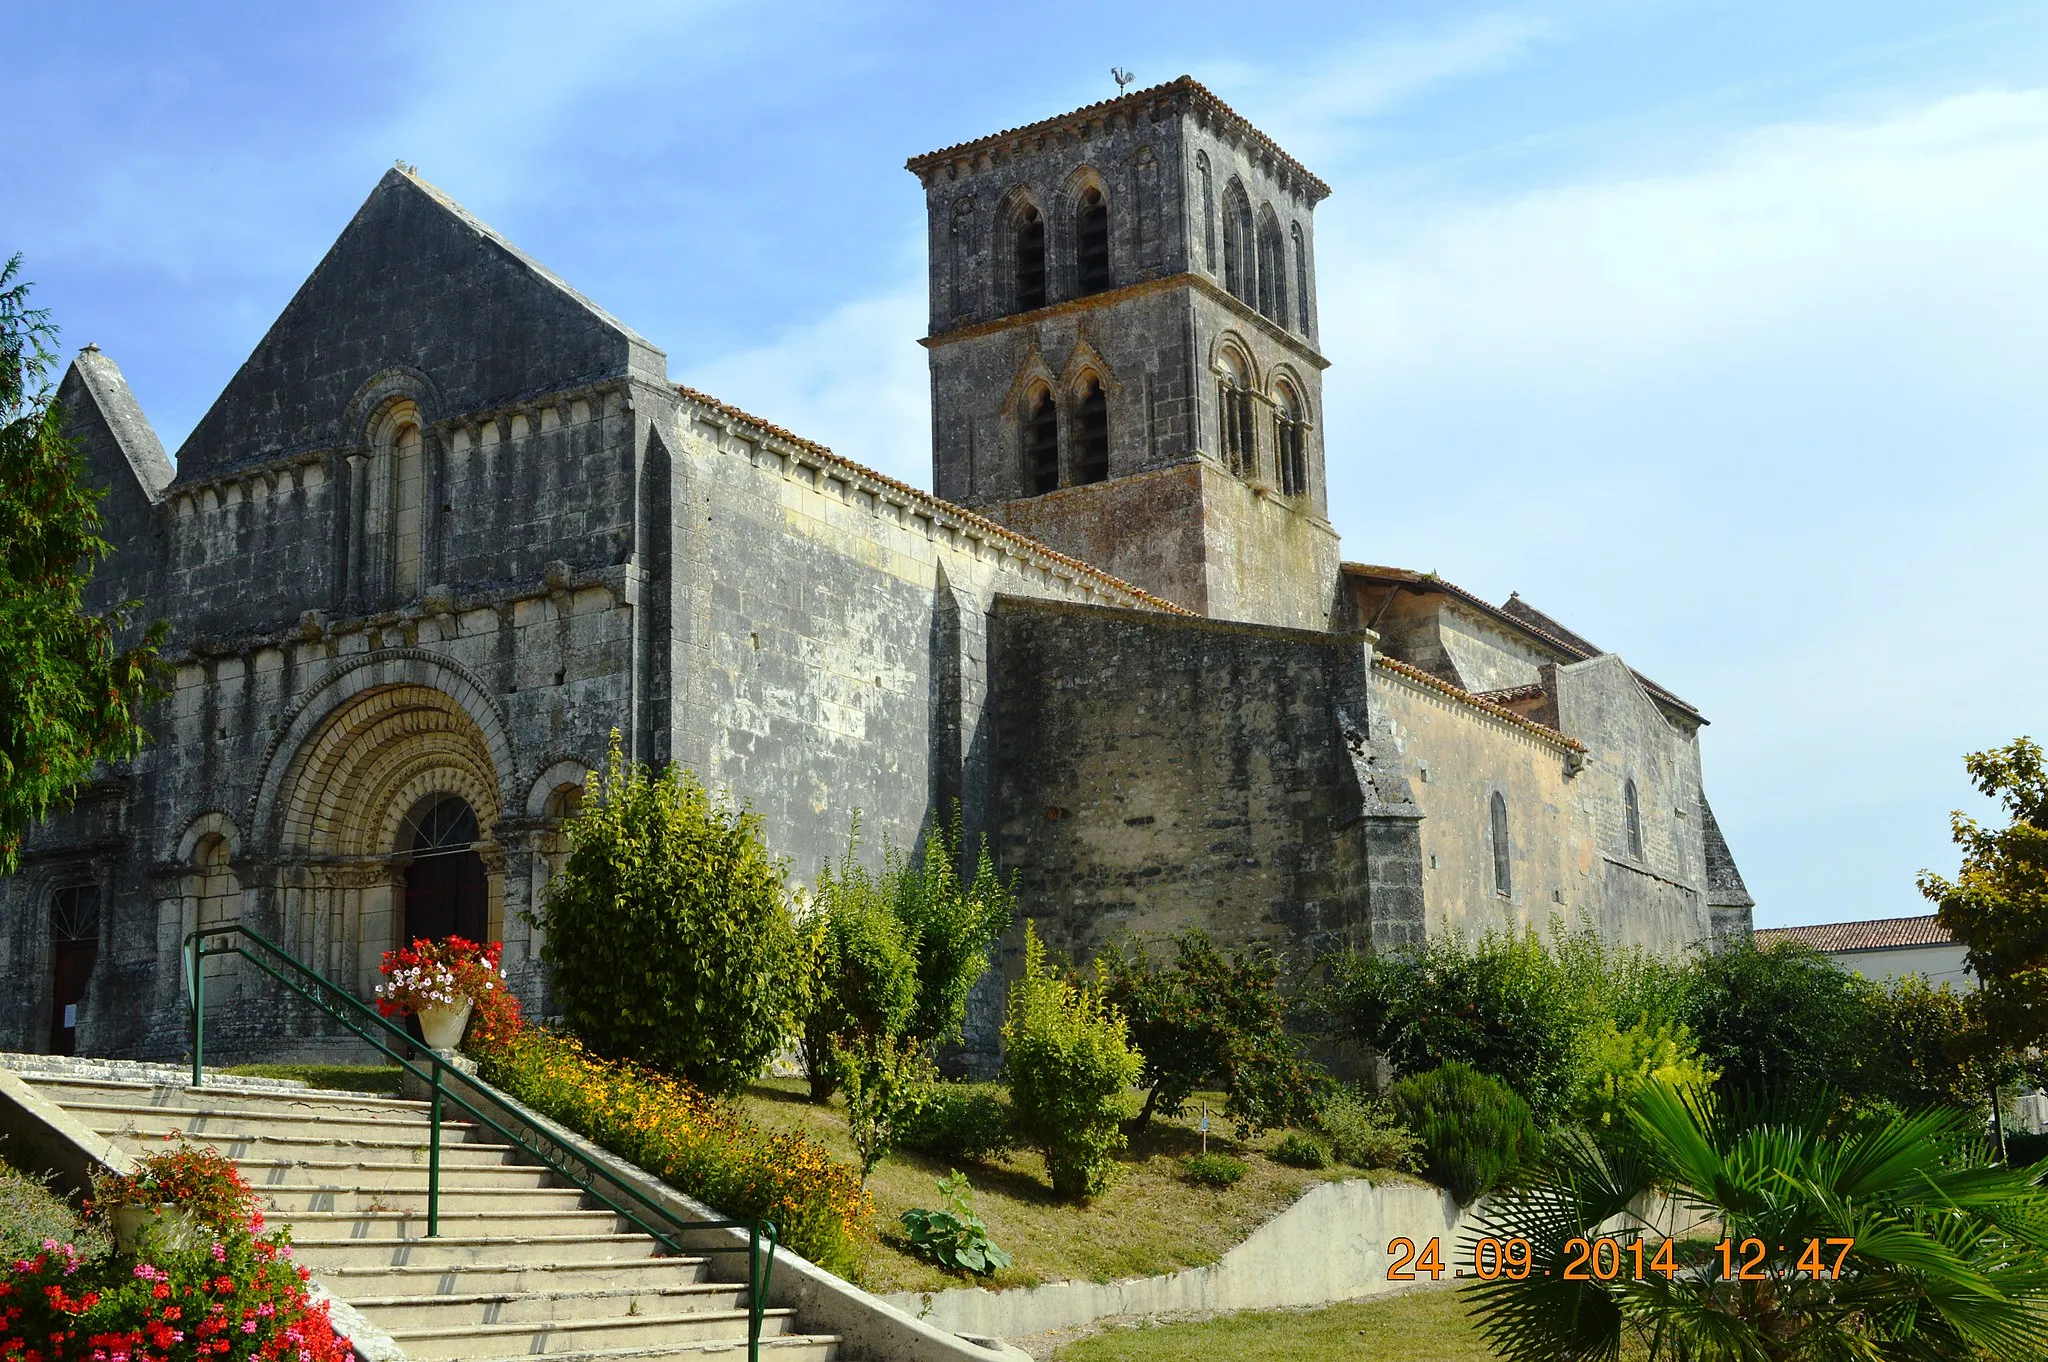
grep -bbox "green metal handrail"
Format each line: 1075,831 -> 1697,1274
183,924 -> 777,1361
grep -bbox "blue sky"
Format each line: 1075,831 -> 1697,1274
7,1 -> 2046,928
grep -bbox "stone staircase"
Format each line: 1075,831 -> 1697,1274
9,1062 -> 838,1362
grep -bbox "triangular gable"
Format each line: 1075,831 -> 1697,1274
57,346 -> 172,612
174,169 -> 666,479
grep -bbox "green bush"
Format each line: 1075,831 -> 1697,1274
1310,931 -> 1592,1127
0,1150 -> 101,1259
538,735 -> 801,1097
1680,939 -> 1878,1104
1183,1153 -> 1248,1188
2006,1130 -> 2048,1167
1098,929 -> 1322,1138
832,1031 -> 936,1185
893,814 -> 1017,1047
898,1171 -> 1011,1277
475,1025 -> 870,1275
1572,1015 -> 1717,1131
1273,1131 -> 1332,1169
1858,974 -> 1985,1114
1004,923 -> 1144,1201
1314,1088 -> 1421,1171
1390,1061 -> 1539,1206
898,1083 -> 1016,1164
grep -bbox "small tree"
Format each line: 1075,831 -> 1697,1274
1920,737 -> 2048,1063
0,255 -> 167,873
892,812 -> 1016,1048
1098,929 -> 1320,1137
538,734 -> 801,1096
831,1031 -> 935,1186
1681,938 -> 1878,1104
799,827 -> 919,1102
1003,923 -> 1143,1200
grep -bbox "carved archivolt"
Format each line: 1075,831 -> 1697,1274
270,683 -> 502,859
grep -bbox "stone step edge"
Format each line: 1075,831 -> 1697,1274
313,1256 -> 707,1279
0,1054 -> 323,1095
20,1072 -> 426,1110
72,1100 -> 465,1129
388,1307 -> 797,1341
106,1126 -> 511,1152
346,1284 -> 739,1308
293,1232 -> 662,1248
447,1337 -> 842,1362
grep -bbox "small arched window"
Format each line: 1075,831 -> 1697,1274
1076,187 -> 1110,295
1217,351 -> 1255,480
1624,779 -> 1644,861
1076,378 -> 1109,484
1490,792 -> 1512,898
1257,212 -> 1288,328
1274,384 -> 1308,497
1014,204 -> 1047,312
1291,222 -> 1311,336
1197,153 -> 1218,273
1025,388 -> 1060,494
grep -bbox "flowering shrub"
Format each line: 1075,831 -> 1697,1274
3,1142 -> 351,1362
472,1025 -> 871,1277
86,1146 -> 260,1237
373,937 -> 521,1048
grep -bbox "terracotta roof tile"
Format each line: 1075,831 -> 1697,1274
906,75 -> 1330,202
1753,916 -> 1954,953
1374,655 -> 1586,756
672,385 -> 1193,617
1344,563 -> 1704,722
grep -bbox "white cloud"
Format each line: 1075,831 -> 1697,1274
683,285 -> 932,487
1310,87 -> 2048,923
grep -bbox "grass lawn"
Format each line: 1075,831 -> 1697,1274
222,1062 -> 403,1095
1050,1284 -> 1656,1362
1052,1285 -> 1497,1361
737,1078 -> 1414,1295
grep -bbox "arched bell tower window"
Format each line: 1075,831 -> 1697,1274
1013,203 -> 1047,312
48,884 -> 100,1056
1490,792 -> 1512,898
1197,153 -> 1218,273
1217,349 -> 1255,480
1076,187 -> 1111,295
1274,383 -> 1308,497
1257,209 -> 1288,329
402,795 -> 487,945
1024,387 -> 1060,495
1624,779 -> 1644,861
1291,222 -> 1312,336
1222,182 -> 1255,305
1076,378 -> 1109,484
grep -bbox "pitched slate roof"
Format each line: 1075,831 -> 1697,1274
1753,915 -> 1953,953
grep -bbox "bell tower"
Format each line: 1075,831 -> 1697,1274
907,76 -> 1342,629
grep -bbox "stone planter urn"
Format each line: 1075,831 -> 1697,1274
111,1204 -> 204,1256
417,1000 -> 473,1051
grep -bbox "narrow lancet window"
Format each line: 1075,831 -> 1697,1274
1291,222 -> 1312,336
1197,153 -> 1217,273
1624,779 -> 1644,860
1076,379 -> 1109,484
1077,187 -> 1111,295
1218,355 -> 1255,481
1026,389 -> 1060,494
1014,205 -> 1047,312
1491,792 -> 1512,898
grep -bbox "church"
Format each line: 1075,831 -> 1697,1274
0,77 -> 1753,1067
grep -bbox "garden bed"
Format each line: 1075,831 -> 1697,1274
737,1077 -> 1413,1294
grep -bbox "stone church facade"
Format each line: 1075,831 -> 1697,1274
1,78 -> 1752,1065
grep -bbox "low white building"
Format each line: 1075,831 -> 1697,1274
1754,914 -> 1971,989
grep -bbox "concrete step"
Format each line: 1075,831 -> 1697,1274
266,1208 -> 624,1241
292,1232 -> 665,1272
104,1126 -> 517,1166
70,1100 -> 468,1144
21,1076 -> 421,1122
313,1256 -> 710,1301
257,1184 -> 591,1216
454,1338 -> 839,1362
242,1158 -> 552,1192
390,1306 -> 801,1359
345,1284 -> 749,1330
